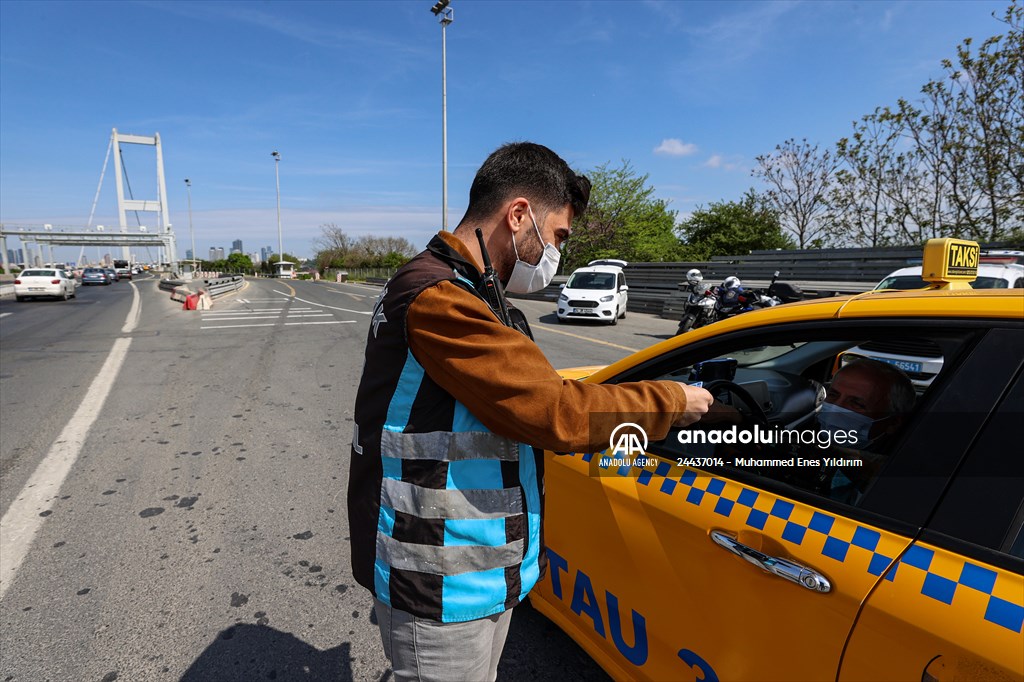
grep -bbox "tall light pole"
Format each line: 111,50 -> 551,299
272,150 -> 283,274
431,0 -> 453,231
184,178 -> 196,271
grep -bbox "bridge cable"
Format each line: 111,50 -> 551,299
118,149 -> 143,227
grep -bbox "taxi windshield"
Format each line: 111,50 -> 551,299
566,272 -> 616,290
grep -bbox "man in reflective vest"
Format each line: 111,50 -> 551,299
350,142 -> 713,681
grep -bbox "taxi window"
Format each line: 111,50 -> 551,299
644,330 -> 975,510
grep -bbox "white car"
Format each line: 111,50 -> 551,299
13,268 -> 77,301
557,259 -> 629,324
875,258 -> 1024,290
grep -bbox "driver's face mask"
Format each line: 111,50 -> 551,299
506,207 -> 560,294
816,401 -> 878,450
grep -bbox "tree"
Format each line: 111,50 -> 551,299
753,139 -> 839,248
677,190 -> 794,259
831,113 -> 908,246
313,223 -> 352,271
566,160 -> 683,270
807,2 -> 1022,246
311,224 -> 418,271
225,252 -> 253,273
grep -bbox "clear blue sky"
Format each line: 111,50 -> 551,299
0,0 -> 1010,262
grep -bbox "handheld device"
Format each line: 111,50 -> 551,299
476,228 -> 512,327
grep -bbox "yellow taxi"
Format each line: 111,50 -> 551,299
532,240 -> 1024,681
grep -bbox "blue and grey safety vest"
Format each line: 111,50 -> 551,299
348,235 -> 546,623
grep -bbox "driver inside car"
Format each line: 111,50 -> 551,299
815,357 -> 916,502
688,355 -> 916,504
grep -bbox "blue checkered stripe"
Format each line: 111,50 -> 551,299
572,453 -> 1024,634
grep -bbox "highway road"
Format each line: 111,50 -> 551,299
0,274 -> 682,681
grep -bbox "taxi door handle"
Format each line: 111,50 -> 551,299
711,531 -> 832,593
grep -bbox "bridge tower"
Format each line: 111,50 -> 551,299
110,128 -> 175,266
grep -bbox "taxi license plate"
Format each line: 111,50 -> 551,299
29,287 -> 44,291
572,308 -> 591,315
877,357 -> 923,373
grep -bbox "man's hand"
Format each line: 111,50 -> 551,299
673,383 -> 713,427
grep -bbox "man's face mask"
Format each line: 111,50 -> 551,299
505,207 -> 560,294
816,401 -> 879,450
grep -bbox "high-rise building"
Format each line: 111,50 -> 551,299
231,239 -> 243,255
185,249 -> 193,261
249,251 -> 261,265
209,247 -> 225,261
7,248 -> 25,265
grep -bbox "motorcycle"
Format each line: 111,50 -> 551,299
675,272 -> 804,335
675,283 -> 718,334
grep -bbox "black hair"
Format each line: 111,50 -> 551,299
462,142 -> 591,223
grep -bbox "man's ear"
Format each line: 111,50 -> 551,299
504,198 -> 530,235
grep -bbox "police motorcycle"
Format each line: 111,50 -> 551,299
675,269 -> 718,335
713,276 -> 755,321
716,272 -> 804,321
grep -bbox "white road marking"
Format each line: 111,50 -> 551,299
285,320 -> 354,326
273,290 -> 372,315
201,320 -> 354,329
325,290 -> 368,299
0,313 -> 11,319
0,331 -> 134,599
201,323 -> 278,329
121,282 -> 141,333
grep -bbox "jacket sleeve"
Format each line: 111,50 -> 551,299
406,280 -> 689,452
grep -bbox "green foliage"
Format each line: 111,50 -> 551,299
678,190 -> 794,259
225,252 -> 253,273
312,223 -> 417,270
566,160 -> 683,270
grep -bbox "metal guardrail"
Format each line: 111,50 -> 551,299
201,276 -> 244,299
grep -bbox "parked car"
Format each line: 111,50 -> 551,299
875,255 -> 1024,291
557,259 -> 629,325
81,268 -> 112,285
13,269 -> 77,301
531,240 -> 1023,681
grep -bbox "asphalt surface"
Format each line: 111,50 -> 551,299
0,275 -> 683,682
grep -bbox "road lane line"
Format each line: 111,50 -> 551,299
0,313 -> 11,319
0,336 -> 132,600
273,290 -> 372,315
201,320 -> 355,329
201,323 -> 278,329
284,320 -> 354,325
530,324 -> 641,353
121,282 -> 141,333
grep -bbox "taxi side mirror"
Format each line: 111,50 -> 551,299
619,284 -> 629,291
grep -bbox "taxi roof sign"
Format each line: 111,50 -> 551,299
922,238 -> 979,289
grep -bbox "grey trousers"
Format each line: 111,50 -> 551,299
373,598 -> 514,682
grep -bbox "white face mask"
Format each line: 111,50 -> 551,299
817,401 -> 877,450
505,207 -> 560,294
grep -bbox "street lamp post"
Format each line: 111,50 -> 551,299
431,0 -> 453,231
184,178 -> 196,274
272,151 -> 283,275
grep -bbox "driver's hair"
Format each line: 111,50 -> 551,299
841,357 -> 916,414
